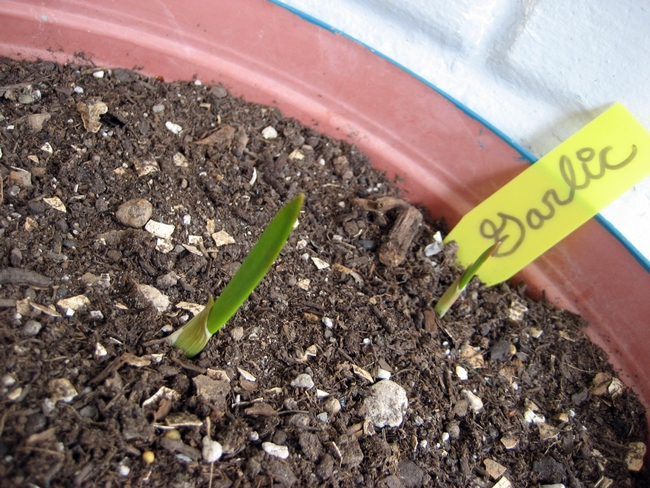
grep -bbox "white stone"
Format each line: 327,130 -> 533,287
136,284 -> 170,312
324,397 -> 341,415
57,295 -> 90,312
493,477 -> 513,488
262,442 -> 289,459
461,389 -> 483,412
212,230 -> 235,246
261,126 -> 278,139
362,380 -> 408,428
237,368 -> 257,382
93,70 -> 104,78
376,368 -> 391,380
524,408 -> 546,424
202,437 -> 223,462
291,373 -> 314,389
172,152 -> 188,167
40,142 -> 53,154
145,219 -> 175,239
311,256 -> 330,270
94,342 -> 108,359
322,317 -> 334,328
43,196 -> 66,212
165,121 -> 183,134
455,365 -> 468,381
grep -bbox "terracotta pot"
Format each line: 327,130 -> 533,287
2,0 -> 649,445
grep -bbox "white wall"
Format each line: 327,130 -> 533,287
273,0 -> 650,265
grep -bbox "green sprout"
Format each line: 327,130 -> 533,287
167,194 -> 304,357
434,241 -> 500,318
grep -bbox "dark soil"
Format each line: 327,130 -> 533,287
0,58 -> 647,487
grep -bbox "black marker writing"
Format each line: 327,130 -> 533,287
480,145 -> 637,257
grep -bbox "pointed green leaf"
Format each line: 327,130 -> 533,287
434,241 -> 500,318
206,193 -> 304,334
458,241 -> 501,290
167,295 -> 214,358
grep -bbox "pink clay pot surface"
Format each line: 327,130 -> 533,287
2,0 -> 649,444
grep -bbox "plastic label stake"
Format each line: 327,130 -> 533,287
446,103 -> 650,286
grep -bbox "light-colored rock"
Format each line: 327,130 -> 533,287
500,436 -> 519,450
49,378 -> 78,403
362,380 -> 408,428
57,295 -> 91,315
134,158 -> 160,176
94,342 -> 108,359
202,437 -> 223,462
193,375 -> 230,409
165,121 -> 183,134
115,199 -> 153,228
324,397 -> 341,415
43,196 -> 66,212
291,373 -> 315,389
23,320 -> 42,336
626,441 -> 646,472
311,256 -> 330,270
136,284 -> 170,312
456,365 -> 468,381
172,152 -> 189,167
27,113 -> 51,131
145,220 -> 175,239
211,230 -> 235,246
461,389 -> 483,412
493,477 -> 513,488
9,168 -> 32,188
261,126 -> 278,139
262,442 -> 289,459
484,459 -> 507,480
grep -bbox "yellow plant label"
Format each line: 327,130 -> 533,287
446,103 -> 650,286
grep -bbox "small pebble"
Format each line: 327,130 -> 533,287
23,320 -> 42,337
291,373 -> 314,389
7,387 -> 23,401
94,342 -> 108,359
115,199 -> 153,228
456,365 -> 468,381
118,464 -> 130,477
461,389 -> 483,412
324,397 -> 341,415
202,437 -> 223,462
142,451 -> 155,464
262,126 -> 278,139
165,430 -> 182,440
165,121 -> 183,134
152,104 -> 165,113
262,442 -> 289,459
362,380 -> 409,428
92,70 -> 104,78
